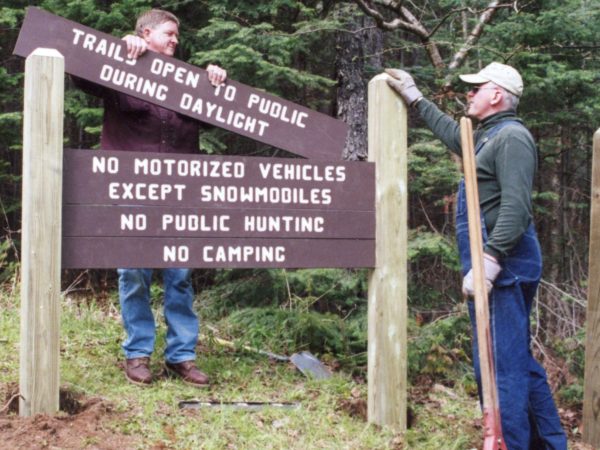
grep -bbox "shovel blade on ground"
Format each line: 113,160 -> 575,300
210,334 -> 331,380
290,351 -> 332,380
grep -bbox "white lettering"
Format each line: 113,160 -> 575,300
246,94 -> 308,129
133,158 -> 244,178
243,215 -> 324,233
151,58 -> 200,88
256,163 -> 345,182
257,120 -> 269,136
72,30 -> 133,65
72,28 -> 85,45
203,245 -> 286,262
162,214 -> 230,232
107,182 -> 186,201
99,65 -> 167,100
121,213 -> 147,231
83,33 -> 96,50
223,85 -> 236,101
247,93 -> 260,108
92,156 -> 119,174
199,186 -> 333,205
164,245 -> 189,262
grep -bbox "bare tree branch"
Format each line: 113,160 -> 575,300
352,0 -> 518,74
447,1 -> 501,71
399,6 -> 445,69
352,0 -> 417,33
353,0 -> 446,68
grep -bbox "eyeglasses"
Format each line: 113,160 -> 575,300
469,85 -> 497,94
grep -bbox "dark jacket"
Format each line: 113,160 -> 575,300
73,77 -> 202,154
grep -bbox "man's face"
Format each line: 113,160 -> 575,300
144,20 -> 179,56
466,82 -> 501,120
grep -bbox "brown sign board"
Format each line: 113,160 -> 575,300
14,7 -> 348,160
63,149 -> 374,210
63,205 -> 375,239
62,237 -> 374,269
62,149 -> 375,268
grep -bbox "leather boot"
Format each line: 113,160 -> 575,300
125,357 -> 152,385
165,360 -> 209,387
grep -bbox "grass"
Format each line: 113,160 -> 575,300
0,288 -> 487,449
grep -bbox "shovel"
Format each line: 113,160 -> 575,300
207,333 -> 332,380
460,117 -> 507,450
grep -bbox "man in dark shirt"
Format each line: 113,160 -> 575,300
75,9 -> 227,387
386,63 -> 567,449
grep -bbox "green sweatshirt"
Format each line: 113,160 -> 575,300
415,98 -> 537,259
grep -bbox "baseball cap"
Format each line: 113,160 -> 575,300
459,62 -> 523,97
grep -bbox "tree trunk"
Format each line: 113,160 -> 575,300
335,5 -> 383,161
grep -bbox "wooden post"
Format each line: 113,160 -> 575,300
367,74 -> 408,430
20,48 -> 64,416
583,128 -> 600,446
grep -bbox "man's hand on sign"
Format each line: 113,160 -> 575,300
121,34 -> 226,87
206,64 -> 227,87
123,35 -> 148,60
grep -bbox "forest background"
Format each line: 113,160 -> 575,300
0,0 -> 599,446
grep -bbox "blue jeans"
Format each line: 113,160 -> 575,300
117,268 -> 198,363
456,180 -> 567,450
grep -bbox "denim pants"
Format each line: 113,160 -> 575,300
456,180 -> 567,450
117,268 -> 198,364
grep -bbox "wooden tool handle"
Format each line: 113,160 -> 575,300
460,117 -> 507,450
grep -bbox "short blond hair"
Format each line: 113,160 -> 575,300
135,9 -> 179,36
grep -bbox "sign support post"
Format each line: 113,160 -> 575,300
367,74 -> 408,430
583,128 -> 600,446
20,48 -> 64,416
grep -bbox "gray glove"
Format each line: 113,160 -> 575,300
385,69 -> 423,106
462,253 -> 502,297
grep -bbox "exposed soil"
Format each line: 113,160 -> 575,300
1,380 -> 596,449
0,385 -> 139,450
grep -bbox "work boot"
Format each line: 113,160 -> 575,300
165,360 -> 209,387
125,357 -> 152,386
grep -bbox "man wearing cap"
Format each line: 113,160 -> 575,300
386,63 -> 567,449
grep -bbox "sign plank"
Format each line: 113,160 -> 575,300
62,237 -> 374,269
63,149 -> 375,211
14,7 -> 348,160
63,205 -> 375,239
61,149 -> 375,268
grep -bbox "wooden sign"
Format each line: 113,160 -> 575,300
62,237 -> 374,269
13,7 -> 348,160
63,149 -> 374,210
62,149 -> 375,268
63,205 -> 374,239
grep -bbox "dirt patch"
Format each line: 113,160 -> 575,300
0,385 -> 138,450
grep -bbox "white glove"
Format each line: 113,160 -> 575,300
384,69 -> 423,106
462,254 -> 502,297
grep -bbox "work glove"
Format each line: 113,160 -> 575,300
384,69 -> 424,106
462,253 -> 502,297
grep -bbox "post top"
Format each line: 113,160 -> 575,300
28,47 -> 64,58
369,73 -> 391,83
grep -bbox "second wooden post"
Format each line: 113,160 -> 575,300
583,128 -> 600,446
367,73 -> 408,430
